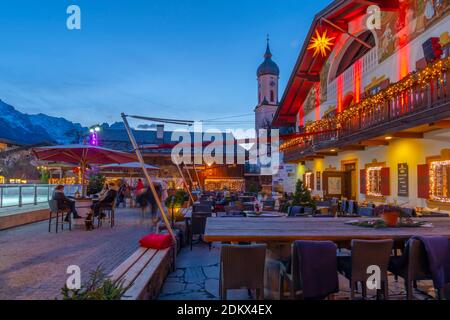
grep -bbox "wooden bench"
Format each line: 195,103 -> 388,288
109,246 -> 174,300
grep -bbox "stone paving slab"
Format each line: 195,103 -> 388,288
0,208 -> 154,300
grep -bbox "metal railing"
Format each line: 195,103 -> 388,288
0,184 -> 82,208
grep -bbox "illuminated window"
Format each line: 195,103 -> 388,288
430,160 -> 450,202
366,167 -> 382,197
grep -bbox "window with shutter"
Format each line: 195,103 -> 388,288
360,169 -> 366,194
380,167 -> 390,196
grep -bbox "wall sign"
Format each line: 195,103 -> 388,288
398,163 -> 409,197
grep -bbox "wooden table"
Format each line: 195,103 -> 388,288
204,217 -> 450,299
204,217 -> 450,242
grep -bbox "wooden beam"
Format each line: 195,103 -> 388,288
392,132 -> 423,139
297,72 -> 320,82
360,140 -> 389,146
316,152 -> 338,157
430,120 -> 450,129
340,145 -> 366,151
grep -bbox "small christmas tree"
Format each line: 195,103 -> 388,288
292,179 -> 316,209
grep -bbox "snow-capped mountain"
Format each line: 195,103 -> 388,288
0,100 -> 87,145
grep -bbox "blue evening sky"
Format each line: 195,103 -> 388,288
0,0 -> 331,130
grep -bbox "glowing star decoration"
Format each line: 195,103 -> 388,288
308,29 -> 335,58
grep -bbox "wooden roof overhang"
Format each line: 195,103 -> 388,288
273,0 -> 399,127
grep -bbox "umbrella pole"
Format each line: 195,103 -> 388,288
192,162 -> 202,192
121,114 -> 176,241
184,163 -> 195,191
175,162 -> 195,205
81,160 -> 86,198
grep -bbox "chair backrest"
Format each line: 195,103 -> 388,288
225,205 -> 241,213
200,200 -> 214,207
347,200 -> 355,214
288,206 -> 304,217
350,239 -> 393,281
191,212 -> 210,235
340,200 -> 348,213
193,204 -> 212,213
316,200 -> 331,207
221,244 -> 266,289
401,208 -> 416,217
358,206 -> 374,217
291,240 -> 339,299
48,200 -> 58,213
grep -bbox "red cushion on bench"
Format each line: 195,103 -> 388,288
139,234 -> 173,249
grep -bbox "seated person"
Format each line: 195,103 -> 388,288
91,182 -> 118,218
52,185 -> 82,221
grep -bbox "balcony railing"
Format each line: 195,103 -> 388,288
0,184 -> 81,209
284,58 -> 450,161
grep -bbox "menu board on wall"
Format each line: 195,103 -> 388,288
398,163 -> 409,197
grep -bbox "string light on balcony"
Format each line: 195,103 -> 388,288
301,56 -> 450,137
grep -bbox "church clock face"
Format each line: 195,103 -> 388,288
270,81 -> 276,87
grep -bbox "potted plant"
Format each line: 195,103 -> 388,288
375,205 -> 402,227
61,266 -> 127,300
164,190 -> 189,223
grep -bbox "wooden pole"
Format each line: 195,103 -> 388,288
175,162 -> 195,204
121,113 -> 176,241
321,18 -> 373,50
192,162 -> 202,192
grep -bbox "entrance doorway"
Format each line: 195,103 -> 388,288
342,161 -> 357,200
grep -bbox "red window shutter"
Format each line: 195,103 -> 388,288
417,164 -> 430,199
381,167 -> 390,196
360,169 -> 367,194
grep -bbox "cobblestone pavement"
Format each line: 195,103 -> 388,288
0,208 -> 154,300
159,243 -> 437,300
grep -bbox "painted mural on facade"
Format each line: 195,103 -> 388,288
378,0 -> 449,63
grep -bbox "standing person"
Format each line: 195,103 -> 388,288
52,185 -> 82,221
116,180 -> 126,208
135,178 -> 144,194
123,182 -> 132,208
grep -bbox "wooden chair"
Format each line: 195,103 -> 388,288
48,200 -> 71,233
389,238 -> 435,300
220,244 -> 266,300
279,240 -> 339,300
338,239 -> 393,300
190,212 -> 211,250
97,200 -> 116,228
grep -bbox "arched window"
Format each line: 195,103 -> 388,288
270,90 -> 274,103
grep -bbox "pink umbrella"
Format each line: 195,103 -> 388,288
32,144 -> 137,196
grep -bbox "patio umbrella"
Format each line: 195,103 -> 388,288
100,162 -> 159,171
32,144 -> 137,196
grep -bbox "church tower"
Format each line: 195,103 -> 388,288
255,36 -> 280,131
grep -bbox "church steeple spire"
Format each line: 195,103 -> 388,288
264,34 -> 272,59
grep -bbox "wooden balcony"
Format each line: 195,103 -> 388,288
284,60 -> 450,162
